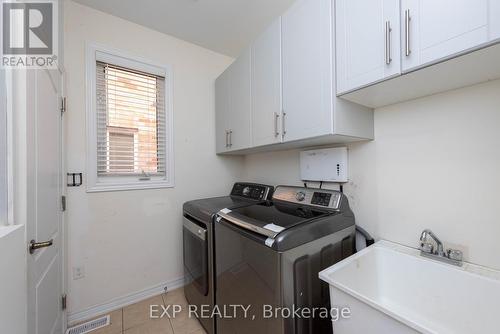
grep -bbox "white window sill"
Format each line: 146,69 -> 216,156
0,225 -> 24,239
86,179 -> 174,193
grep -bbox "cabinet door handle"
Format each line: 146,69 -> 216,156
225,130 -> 229,148
405,10 -> 411,57
385,21 -> 392,65
282,112 -> 287,137
229,130 -> 233,147
274,112 -> 280,137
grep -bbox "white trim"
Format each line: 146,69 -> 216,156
85,42 -> 175,193
67,276 -> 185,325
96,51 -> 166,77
86,179 -> 176,193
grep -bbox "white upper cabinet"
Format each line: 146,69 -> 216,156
401,0 -> 489,71
251,18 -> 282,147
215,49 -> 252,153
215,0 -> 374,154
282,0 -> 334,142
491,1 -> 500,41
336,0 -> 401,94
215,70 -> 230,153
339,0 -> 500,108
228,49 -> 252,151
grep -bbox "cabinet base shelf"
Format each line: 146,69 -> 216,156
216,133 -> 373,155
339,42 -> 500,108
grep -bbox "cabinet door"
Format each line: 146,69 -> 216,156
228,48 -> 252,151
491,0 -> 500,41
215,69 -> 231,153
215,69 -> 230,153
282,0 -> 333,142
402,0 -> 489,72
336,0 -> 401,94
251,18 -> 282,147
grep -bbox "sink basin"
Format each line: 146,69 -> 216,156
319,240 -> 500,334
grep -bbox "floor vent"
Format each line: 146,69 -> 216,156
66,315 -> 110,334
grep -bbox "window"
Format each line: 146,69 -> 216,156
87,45 -> 174,192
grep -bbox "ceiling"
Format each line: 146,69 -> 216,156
73,0 -> 296,57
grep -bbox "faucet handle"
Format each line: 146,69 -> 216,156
447,249 -> 463,262
421,242 -> 434,254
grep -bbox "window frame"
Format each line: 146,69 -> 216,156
85,43 -> 174,192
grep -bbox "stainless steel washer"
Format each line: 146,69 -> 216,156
215,186 -> 356,334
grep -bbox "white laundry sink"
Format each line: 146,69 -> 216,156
319,240 -> 500,334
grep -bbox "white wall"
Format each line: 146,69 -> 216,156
64,1 -> 242,317
243,79 -> 500,271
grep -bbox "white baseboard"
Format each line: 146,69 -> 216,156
67,276 -> 185,325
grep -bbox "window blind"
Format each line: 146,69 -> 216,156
96,61 -> 166,177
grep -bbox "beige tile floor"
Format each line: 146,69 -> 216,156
71,288 -> 207,334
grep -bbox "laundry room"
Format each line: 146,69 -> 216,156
1,0 -> 500,334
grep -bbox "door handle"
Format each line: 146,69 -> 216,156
282,111 -> 286,137
405,10 -> 411,57
225,130 -> 229,148
228,130 -> 233,147
274,112 -> 280,137
183,217 -> 207,241
385,21 -> 392,65
29,239 -> 53,254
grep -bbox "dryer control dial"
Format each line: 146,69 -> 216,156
295,191 -> 306,202
242,187 -> 251,196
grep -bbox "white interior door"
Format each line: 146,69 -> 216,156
26,68 -> 64,334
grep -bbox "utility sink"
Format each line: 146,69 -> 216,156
319,240 -> 500,334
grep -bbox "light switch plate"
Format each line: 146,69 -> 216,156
73,266 -> 85,280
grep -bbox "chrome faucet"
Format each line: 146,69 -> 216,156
419,229 -> 463,266
420,229 -> 445,256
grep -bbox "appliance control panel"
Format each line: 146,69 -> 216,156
273,186 -> 341,210
311,192 -> 332,207
231,183 -> 273,201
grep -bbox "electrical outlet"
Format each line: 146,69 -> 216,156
73,266 -> 85,280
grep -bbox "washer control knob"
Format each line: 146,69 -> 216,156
295,191 -> 306,202
243,187 -> 251,196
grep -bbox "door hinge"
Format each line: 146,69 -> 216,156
62,294 -> 67,310
60,97 -> 67,115
61,196 -> 66,212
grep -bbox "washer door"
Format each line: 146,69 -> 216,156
183,216 -> 208,296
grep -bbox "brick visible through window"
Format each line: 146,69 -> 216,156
96,62 -> 166,177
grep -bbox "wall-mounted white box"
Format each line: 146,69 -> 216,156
300,147 -> 348,183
